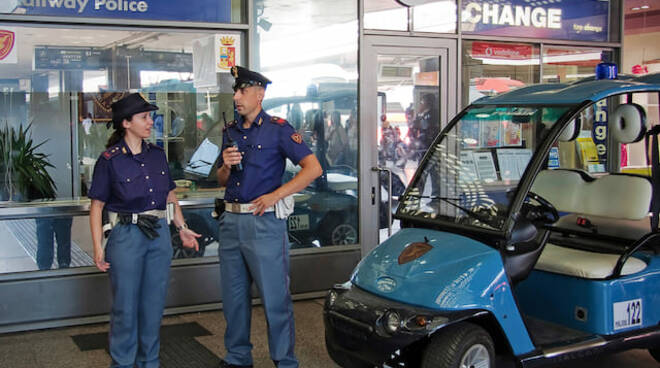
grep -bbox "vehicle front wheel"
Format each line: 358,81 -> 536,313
421,322 -> 495,368
649,347 -> 660,363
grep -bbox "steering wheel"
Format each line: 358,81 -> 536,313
523,191 -> 560,224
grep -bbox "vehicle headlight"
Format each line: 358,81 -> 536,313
384,311 -> 401,333
327,290 -> 338,307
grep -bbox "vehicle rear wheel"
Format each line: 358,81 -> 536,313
649,347 -> 660,362
320,214 -> 358,246
421,322 -> 494,368
325,332 -> 373,368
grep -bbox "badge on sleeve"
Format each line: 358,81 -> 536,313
271,116 -> 287,125
291,133 -> 303,144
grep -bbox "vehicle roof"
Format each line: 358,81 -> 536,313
475,73 -> 660,105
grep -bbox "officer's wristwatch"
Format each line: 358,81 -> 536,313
176,223 -> 189,232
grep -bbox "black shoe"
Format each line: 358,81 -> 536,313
219,359 -> 253,368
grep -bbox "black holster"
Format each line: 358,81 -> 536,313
212,198 -> 225,220
118,214 -> 161,240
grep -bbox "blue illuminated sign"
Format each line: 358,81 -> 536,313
461,0 -> 609,42
8,0 -> 231,23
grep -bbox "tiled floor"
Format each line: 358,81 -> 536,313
0,298 -> 657,368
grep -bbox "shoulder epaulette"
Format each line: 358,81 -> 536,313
102,145 -> 122,160
271,116 -> 288,126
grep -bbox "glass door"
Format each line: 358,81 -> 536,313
359,36 -> 457,254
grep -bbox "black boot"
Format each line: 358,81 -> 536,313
219,359 -> 253,368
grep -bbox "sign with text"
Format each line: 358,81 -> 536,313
8,0 -> 231,23
461,0 -> 609,42
471,41 -> 533,61
592,99 -> 608,164
34,47 -> 109,70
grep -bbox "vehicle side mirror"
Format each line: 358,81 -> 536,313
510,216 -> 538,244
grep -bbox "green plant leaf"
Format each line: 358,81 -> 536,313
0,122 -> 57,200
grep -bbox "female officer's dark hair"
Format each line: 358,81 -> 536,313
106,122 -> 128,148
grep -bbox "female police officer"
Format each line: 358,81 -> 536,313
88,93 -> 200,368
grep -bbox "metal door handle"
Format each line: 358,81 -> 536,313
372,166 -> 393,237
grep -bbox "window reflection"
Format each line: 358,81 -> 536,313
542,47 -> 609,83
364,0 -> 408,31
0,26 -> 238,205
255,0 -> 359,248
462,40 -> 539,106
0,215 -> 92,273
412,1 -> 457,33
0,206 -> 219,274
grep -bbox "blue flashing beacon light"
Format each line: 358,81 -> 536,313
595,62 -> 618,80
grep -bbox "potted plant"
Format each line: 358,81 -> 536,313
0,123 -> 56,202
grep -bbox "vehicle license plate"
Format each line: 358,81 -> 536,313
613,298 -> 642,330
288,214 -> 310,231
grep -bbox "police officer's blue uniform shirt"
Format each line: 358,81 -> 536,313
220,109 -> 312,203
88,139 -> 175,213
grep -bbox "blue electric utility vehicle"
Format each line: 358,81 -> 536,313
324,71 -> 660,367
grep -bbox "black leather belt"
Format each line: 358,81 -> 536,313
117,213 -> 162,240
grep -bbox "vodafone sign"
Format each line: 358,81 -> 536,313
471,42 -> 533,60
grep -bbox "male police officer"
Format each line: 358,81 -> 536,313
217,66 -> 322,368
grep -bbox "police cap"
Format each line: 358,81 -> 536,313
231,66 -> 271,92
109,93 -> 159,129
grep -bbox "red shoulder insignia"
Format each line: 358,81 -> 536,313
291,133 -> 303,144
102,146 -> 122,160
271,116 -> 288,125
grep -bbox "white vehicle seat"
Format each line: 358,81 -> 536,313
535,243 -> 647,279
531,169 -> 651,279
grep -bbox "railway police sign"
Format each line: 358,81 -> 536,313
7,0 -> 231,23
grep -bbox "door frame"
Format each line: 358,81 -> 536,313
359,35 -> 458,256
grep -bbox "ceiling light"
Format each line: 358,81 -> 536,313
641,5 -> 650,9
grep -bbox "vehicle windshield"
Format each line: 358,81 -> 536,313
398,105 -> 571,230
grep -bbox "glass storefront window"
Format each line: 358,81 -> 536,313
0,26 -> 239,207
462,40 -> 539,106
254,0 -> 359,248
542,46 -> 610,83
412,1 -> 456,33
364,0 -> 408,31
364,0 -> 458,33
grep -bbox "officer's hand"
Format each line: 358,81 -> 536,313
180,228 -> 201,251
251,193 -> 278,216
94,247 -> 110,272
222,146 -> 242,168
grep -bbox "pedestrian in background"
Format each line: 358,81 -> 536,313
88,93 -> 200,368
216,66 -> 322,368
